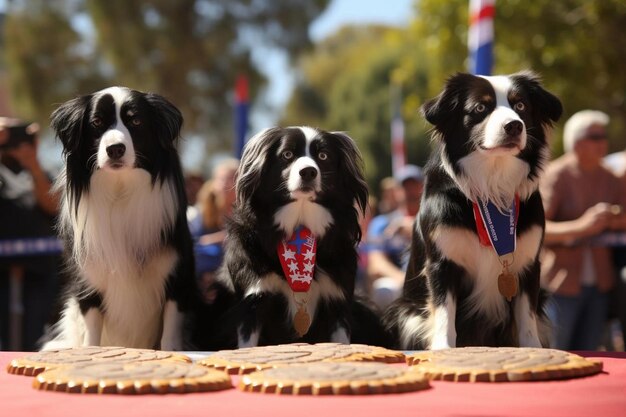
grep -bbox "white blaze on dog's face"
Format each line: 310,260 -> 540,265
94,87 -> 137,171
476,75 -> 527,155
422,72 -> 562,211
286,126 -> 322,200
236,126 -> 368,238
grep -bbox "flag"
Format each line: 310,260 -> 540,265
390,83 -> 406,177
234,75 -> 249,159
468,0 -> 495,75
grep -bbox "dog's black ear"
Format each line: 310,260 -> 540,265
144,92 -> 184,143
511,70 -> 563,126
331,131 -> 369,218
422,73 -> 475,127
236,127 -> 283,204
50,94 -> 92,153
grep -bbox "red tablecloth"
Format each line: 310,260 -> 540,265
2,351 -> 625,417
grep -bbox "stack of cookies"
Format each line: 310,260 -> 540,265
6,344 -> 603,396
7,346 -> 231,394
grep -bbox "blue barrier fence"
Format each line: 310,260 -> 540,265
0,237 -> 63,257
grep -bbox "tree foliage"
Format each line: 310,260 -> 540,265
3,1 -> 106,124
2,0 -> 329,143
409,0 -> 626,152
283,0 -> 626,192
281,25 -> 433,189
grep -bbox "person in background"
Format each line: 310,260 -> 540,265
540,110 -> 626,350
604,140 -> 626,350
184,172 -> 205,207
366,164 -> 424,309
377,176 -> 401,215
356,195 -> 378,296
0,118 -> 60,350
188,158 -> 238,304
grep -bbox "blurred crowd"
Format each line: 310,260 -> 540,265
1,110 -> 626,352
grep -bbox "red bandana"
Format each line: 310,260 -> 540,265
472,194 -> 520,247
277,225 -> 317,292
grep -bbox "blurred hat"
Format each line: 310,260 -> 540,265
394,164 -> 423,184
563,110 -> 609,152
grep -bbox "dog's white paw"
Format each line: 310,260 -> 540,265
160,338 -> 183,351
430,335 -> 455,350
519,330 -> 542,348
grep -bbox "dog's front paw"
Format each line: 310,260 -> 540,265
160,338 -> 183,351
430,334 -> 456,350
430,341 -> 452,350
518,331 -> 542,348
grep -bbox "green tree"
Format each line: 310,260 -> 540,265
282,26 -> 432,191
3,0 -> 330,145
284,0 -> 626,192
3,1 -> 107,124
415,0 -> 626,153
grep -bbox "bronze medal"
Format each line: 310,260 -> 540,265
294,304 -> 311,337
498,269 -> 518,302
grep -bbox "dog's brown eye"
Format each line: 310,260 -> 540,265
282,150 -> 294,160
131,118 -> 141,126
474,104 -> 486,113
92,117 -> 102,127
514,102 -> 526,112
318,152 -> 328,161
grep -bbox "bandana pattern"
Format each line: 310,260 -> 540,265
277,225 -> 317,292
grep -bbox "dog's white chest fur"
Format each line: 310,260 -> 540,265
431,223 -> 543,322
63,169 -> 179,348
274,198 -> 333,238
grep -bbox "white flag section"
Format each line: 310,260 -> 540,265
468,0 -> 495,75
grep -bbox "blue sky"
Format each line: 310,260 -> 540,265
252,0 -> 414,130
310,0 -> 414,42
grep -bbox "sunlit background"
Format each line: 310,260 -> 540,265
0,0 -> 624,191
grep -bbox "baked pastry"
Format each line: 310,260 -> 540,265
239,362 -> 429,395
407,346 -> 603,382
198,343 -> 405,374
33,361 -> 232,394
7,346 -> 191,377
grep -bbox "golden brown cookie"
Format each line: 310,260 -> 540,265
407,347 -> 603,382
239,362 -> 429,395
7,346 -> 191,377
33,361 -> 232,394
198,343 -> 406,374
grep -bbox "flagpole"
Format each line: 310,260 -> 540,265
390,71 -> 406,177
468,0 -> 495,75
234,75 -> 249,159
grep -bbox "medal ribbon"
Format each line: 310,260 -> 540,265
277,225 -> 317,292
472,195 -> 519,256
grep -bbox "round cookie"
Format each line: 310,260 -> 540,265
33,361 -> 232,394
198,343 -> 406,374
240,362 -> 429,395
7,346 -> 191,377
407,347 -> 603,382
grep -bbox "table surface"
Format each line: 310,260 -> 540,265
2,350 -> 625,417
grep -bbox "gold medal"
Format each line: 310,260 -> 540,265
498,260 -> 518,302
294,303 -> 311,337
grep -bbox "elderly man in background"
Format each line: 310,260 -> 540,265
541,110 -> 626,350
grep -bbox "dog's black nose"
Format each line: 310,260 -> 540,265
299,167 -> 318,181
504,120 -> 523,136
106,143 -> 126,160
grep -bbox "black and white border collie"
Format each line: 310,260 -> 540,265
384,71 -> 562,349
43,87 -> 195,350
218,126 -> 369,347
